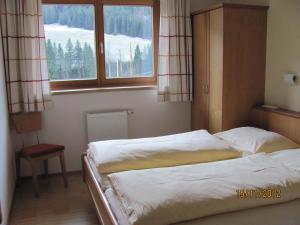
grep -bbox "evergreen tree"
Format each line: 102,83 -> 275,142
46,40 -> 57,80
83,43 -> 96,78
133,45 -> 142,75
46,37 -> 97,80
74,41 -> 83,78
142,45 -> 153,75
65,39 -> 74,78
57,43 -> 65,79
52,42 -> 58,77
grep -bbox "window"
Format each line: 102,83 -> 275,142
104,6 -> 153,78
42,0 -> 158,90
43,5 -> 96,81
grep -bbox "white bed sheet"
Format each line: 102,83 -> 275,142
105,187 -> 300,225
88,156 -> 110,190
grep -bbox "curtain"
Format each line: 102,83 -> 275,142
158,0 -> 192,102
0,0 -> 52,113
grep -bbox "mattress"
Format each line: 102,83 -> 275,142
105,187 -> 300,225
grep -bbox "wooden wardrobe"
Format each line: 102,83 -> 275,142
191,3 -> 268,133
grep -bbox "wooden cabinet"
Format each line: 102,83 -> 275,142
191,3 -> 268,133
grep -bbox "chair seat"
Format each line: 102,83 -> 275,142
20,144 -> 65,158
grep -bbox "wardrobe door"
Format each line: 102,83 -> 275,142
222,7 -> 267,130
191,13 -> 210,130
208,8 -> 224,133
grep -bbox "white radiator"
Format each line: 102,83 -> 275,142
86,111 -> 129,143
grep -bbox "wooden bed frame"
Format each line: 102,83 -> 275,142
251,106 -> 300,144
81,153 -> 118,225
82,106 -> 300,225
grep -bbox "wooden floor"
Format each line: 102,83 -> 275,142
10,173 -> 100,225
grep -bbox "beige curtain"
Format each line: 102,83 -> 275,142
0,0 -> 52,113
158,0 -> 192,102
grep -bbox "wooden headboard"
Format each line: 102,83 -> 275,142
251,106 -> 300,144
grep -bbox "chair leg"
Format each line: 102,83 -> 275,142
59,152 -> 68,188
15,152 -> 21,186
44,159 -> 48,177
29,159 -> 40,198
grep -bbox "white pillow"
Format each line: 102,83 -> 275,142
215,127 -> 299,154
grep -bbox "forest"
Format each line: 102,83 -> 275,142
46,39 -> 153,80
43,5 -> 153,39
46,39 -> 96,80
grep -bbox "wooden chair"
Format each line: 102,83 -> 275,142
12,112 -> 68,197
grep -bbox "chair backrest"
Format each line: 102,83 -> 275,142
12,112 -> 42,134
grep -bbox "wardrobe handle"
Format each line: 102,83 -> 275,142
203,85 -> 209,94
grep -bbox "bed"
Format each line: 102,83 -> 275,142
82,106 -> 300,225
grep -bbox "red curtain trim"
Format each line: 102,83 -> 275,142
159,54 -> 192,57
6,58 -> 47,61
158,92 -> 192,95
160,35 -> 192,38
160,15 -> 191,18
2,35 -> 45,39
7,79 -> 49,83
9,99 -> 52,105
0,12 -> 42,17
158,73 -> 192,76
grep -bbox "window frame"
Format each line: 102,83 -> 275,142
43,0 -> 159,91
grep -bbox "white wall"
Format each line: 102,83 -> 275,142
0,32 -> 15,225
16,90 -> 191,175
265,0 -> 300,111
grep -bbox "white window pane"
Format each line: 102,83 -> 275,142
103,5 -> 154,78
43,4 -> 97,81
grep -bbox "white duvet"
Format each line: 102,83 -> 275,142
108,150 -> 300,225
88,130 -> 241,174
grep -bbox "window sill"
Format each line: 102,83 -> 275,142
51,85 -> 157,95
